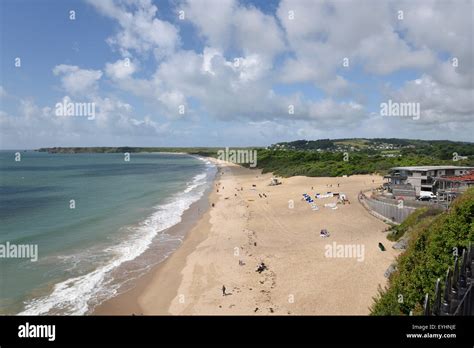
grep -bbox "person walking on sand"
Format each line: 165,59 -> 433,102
222,285 -> 226,296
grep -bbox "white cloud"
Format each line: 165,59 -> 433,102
52,65 -> 103,96
0,86 -> 7,98
356,30 -> 436,74
181,0 -> 236,50
182,0 -> 285,62
5,0 -> 472,148
158,90 -> 187,118
398,0 -> 473,65
86,0 -> 180,58
386,74 -> 474,127
276,0 -> 437,86
105,58 -> 137,80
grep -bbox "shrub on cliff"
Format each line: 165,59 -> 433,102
370,188 -> 474,315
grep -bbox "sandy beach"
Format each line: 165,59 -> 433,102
95,159 -> 398,315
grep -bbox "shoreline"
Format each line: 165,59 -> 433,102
93,158 -> 221,315
94,162 -> 399,315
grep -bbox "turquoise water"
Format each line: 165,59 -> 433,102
0,151 -> 216,314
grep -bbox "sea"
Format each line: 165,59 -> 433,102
0,151 -> 216,315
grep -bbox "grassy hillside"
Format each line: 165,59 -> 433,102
370,188 -> 474,315
386,207 -> 444,241
37,146 -> 221,157
271,138 -> 474,159
259,138 -> 474,177
253,150 -> 473,177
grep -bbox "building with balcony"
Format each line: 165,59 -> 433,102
435,170 -> 474,204
384,166 -> 474,198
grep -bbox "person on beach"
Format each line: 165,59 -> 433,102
222,285 -> 226,296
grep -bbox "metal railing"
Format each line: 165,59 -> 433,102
421,244 -> 473,316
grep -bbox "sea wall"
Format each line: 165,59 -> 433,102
359,192 -> 417,224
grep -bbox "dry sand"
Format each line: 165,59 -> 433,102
95,160 -> 398,315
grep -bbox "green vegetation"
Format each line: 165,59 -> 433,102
386,207 -> 444,241
276,139 -> 336,150
399,140 -> 474,160
254,150 -> 473,177
38,138 -> 474,178
370,188 -> 474,315
334,139 -> 371,148
37,146 -> 221,157
271,138 -> 474,155
255,138 -> 474,177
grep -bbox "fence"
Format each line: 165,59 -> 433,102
374,194 -> 445,210
421,245 -> 474,316
359,191 -> 417,223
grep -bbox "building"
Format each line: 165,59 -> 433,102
384,166 -> 474,198
435,170 -> 474,204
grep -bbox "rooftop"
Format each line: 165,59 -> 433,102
437,171 -> 474,182
391,166 -> 474,172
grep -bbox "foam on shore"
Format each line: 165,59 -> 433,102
19,160 -> 216,315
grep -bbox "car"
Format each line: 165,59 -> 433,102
419,191 -> 437,200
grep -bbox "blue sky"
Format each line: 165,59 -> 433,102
1,0 -> 473,149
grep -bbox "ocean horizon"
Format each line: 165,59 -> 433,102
0,151 -> 216,315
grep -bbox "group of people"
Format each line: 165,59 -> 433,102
221,261 -> 268,297
320,229 -> 330,238
256,262 -> 268,273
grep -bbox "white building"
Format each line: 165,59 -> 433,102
384,166 -> 474,197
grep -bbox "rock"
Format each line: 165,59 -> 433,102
384,263 -> 397,278
393,238 -> 408,250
